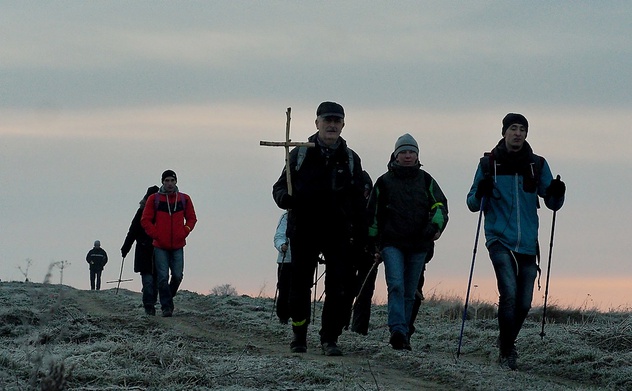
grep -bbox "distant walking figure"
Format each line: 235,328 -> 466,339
86,240 -> 108,290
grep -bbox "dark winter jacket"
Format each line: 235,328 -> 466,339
367,158 -> 448,252
86,248 -> 108,271
121,206 -> 154,274
466,139 -> 564,255
141,187 -> 197,251
272,133 -> 367,244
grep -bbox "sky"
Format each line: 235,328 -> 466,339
2,1 -> 631,311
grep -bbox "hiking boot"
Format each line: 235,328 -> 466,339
290,325 -> 307,353
144,306 -> 156,316
321,342 -> 343,356
161,308 -> 173,317
507,347 -> 518,370
389,331 -> 407,350
498,347 -> 518,371
290,339 -> 307,353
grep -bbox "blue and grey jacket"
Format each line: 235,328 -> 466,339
466,140 -> 564,255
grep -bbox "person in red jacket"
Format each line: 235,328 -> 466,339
141,170 -> 197,317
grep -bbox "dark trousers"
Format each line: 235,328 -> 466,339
141,272 -> 158,309
488,241 -> 538,354
90,269 -> 103,290
289,234 -> 354,344
276,263 -> 292,322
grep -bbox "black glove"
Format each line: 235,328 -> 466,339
546,176 -> 566,198
279,193 -> 294,209
475,177 -> 494,199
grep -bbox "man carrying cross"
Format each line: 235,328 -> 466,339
272,101 -> 367,356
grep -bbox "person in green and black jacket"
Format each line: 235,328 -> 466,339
367,133 -> 448,351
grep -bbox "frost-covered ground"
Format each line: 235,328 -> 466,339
0,281 -> 630,390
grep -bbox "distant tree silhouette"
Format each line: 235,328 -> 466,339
210,284 -> 238,296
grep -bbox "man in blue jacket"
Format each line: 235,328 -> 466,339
467,113 -> 565,370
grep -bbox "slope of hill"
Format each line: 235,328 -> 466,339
0,281 -> 630,390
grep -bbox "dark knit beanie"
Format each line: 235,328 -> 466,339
502,113 -> 529,135
394,133 -> 419,156
161,170 -> 177,182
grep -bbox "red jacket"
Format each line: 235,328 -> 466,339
141,191 -> 197,250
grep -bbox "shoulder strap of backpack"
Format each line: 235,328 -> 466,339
531,155 -> 544,182
295,146 -> 307,171
347,148 -> 354,174
480,151 -> 493,178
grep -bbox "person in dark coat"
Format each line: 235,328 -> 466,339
121,185 -> 159,315
86,240 -> 108,290
367,133 -> 449,350
349,170 -> 377,336
272,101 -> 367,356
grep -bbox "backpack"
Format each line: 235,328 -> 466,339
295,146 -> 354,173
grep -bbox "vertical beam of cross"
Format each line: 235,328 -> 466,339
260,107 -> 315,196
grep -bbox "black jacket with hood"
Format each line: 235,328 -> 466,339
367,156 -> 449,252
272,133 -> 367,245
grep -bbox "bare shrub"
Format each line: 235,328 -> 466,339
210,284 -> 238,296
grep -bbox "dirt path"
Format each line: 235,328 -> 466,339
55,286 -> 601,390
63,287 -> 448,390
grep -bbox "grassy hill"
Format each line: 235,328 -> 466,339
1,281 -> 630,390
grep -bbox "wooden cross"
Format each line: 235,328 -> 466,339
260,107 -> 315,195
106,257 -> 134,294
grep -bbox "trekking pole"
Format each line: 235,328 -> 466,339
312,265 -> 319,321
457,198 -> 485,358
355,257 -> 379,300
540,176 -> 560,339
